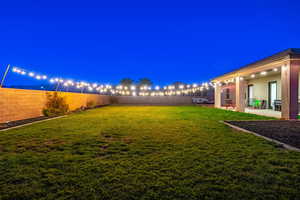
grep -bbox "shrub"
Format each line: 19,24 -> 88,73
43,92 -> 69,117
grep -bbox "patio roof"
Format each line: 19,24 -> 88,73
212,48 -> 300,82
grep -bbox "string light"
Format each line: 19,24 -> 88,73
11,66 -> 214,96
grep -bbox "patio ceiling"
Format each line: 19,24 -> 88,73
212,48 -> 300,83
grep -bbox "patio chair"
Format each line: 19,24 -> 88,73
253,99 -> 261,109
274,100 -> 281,111
253,99 -> 266,109
224,99 -> 235,109
261,100 -> 267,109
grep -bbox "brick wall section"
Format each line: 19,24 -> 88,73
113,96 -> 196,105
0,88 -> 111,123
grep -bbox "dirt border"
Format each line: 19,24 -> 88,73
220,120 -> 300,152
0,116 -> 65,132
0,105 -> 111,132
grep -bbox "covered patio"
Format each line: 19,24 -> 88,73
220,66 -> 283,118
213,48 -> 300,119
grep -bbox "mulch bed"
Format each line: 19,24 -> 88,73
0,116 -> 54,130
225,120 -> 300,149
0,105 -> 111,131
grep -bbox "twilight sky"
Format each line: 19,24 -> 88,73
1,0 -> 300,86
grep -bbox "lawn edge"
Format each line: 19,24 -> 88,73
220,121 -> 300,152
0,116 -> 65,132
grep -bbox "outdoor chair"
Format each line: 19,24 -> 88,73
261,100 -> 267,109
224,99 -> 235,109
253,99 -> 267,109
253,99 -> 261,109
274,100 -> 282,111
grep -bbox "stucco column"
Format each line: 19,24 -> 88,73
214,83 -> 221,108
235,77 -> 245,112
281,61 -> 300,119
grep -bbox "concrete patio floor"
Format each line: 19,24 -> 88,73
245,108 -> 281,118
220,107 -> 282,118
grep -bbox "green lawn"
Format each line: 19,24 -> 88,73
1,106 -> 300,200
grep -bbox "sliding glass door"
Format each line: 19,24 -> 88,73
268,81 -> 277,109
248,85 -> 253,106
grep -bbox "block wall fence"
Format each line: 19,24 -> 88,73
0,88 -> 111,123
112,96 -> 196,105
0,88 -> 211,123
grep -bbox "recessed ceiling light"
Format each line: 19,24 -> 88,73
260,71 -> 267,75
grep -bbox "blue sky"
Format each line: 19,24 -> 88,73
1,0 -> 300,86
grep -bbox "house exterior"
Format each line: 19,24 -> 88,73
212,48 -> 300,119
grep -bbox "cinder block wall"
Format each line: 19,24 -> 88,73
112,96 -> 195,105
0,88 -> 111,123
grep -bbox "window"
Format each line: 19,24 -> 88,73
226,88 -> 230,99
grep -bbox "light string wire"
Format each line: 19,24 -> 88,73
11,66 -> 216,96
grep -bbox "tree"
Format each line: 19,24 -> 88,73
120,78 -> 134,86
138,78 -> 153,86
172,81 -> 186,89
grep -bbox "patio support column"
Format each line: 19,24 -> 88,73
235,77 -> 245,112
214,83 -> 221,108
281,60 -> 300,119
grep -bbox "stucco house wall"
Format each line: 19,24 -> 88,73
247,74 -> 282,101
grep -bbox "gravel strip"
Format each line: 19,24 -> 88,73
0,116 -> 56,130
225,120 -> 300,149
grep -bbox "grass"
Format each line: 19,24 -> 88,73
0,106 -> 300,200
